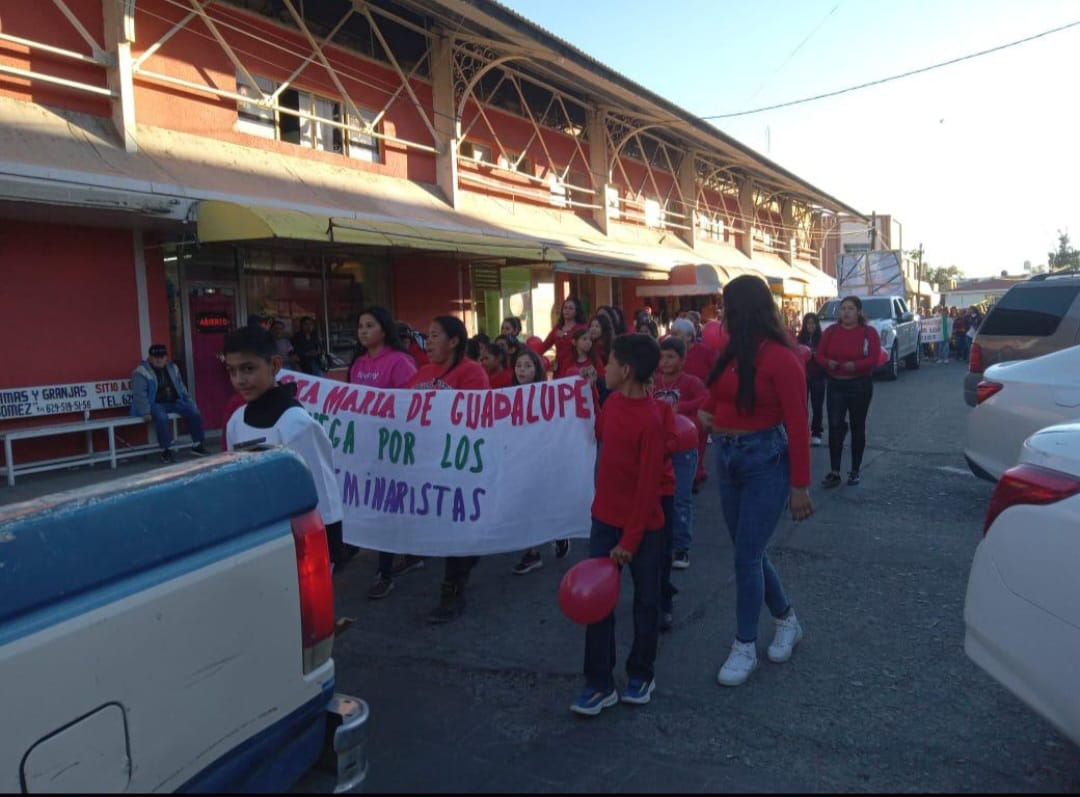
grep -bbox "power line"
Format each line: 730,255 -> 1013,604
744,1 -> 843,105
701,18 -> 1080,120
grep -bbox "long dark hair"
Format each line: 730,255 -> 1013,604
433,315 -> 468,373
706,275 -> 793,414
561,295 -> 587,325
840,295 -> 868,327
608,305 -> 628,335
797,312 -> 822,348
511,348 -> 546,385
589,312 -> 614,357
358,306 -> 407,353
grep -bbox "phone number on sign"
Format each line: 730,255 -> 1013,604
40,400 -> 93,414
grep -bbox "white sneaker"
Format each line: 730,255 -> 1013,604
767,612 -> 803,663
717,640 -> 757,686
810,436 -> 823,447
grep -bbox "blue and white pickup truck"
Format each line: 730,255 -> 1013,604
0,448 -> 367,793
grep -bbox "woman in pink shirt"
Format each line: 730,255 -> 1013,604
350,306 -> 418,600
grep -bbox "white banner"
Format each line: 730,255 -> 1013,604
919,316 -> 943,342
0,379 -> 132,420
279,371 -> 597,556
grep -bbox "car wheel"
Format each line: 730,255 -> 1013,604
905,337 -> 921,369
883,343 -> 899,381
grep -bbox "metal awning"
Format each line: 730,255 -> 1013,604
196,200 -> 563,264
636,264 -> 727,297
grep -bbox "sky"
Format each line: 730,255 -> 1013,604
499,0 -> 1079,278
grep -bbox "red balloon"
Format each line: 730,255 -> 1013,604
673,413 -> 699,451
526,336 -> 545,354
702,320 -> 729,351
558,557 -> 621,625
798,344 -> 812,363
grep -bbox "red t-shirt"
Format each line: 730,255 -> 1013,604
701,339 -> 811,488
650,371 -> 707,419
542,323 -> 588,377
487,368 -> 513,389
406,359 -> 490,390
814,323 -> 881,378
592,393 -> 665,553
684,342 -> 718,384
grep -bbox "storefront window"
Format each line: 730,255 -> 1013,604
325,257 -> 391,364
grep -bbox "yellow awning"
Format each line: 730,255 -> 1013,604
196,200 -> 563,264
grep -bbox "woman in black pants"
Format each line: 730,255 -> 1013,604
813,297 -> 882,487
797,313 -> 825,447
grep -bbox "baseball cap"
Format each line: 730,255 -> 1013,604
148,344 -> 168,357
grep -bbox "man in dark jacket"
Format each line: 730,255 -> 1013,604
130,344 -> 208,462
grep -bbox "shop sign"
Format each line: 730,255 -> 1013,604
0,380 -> 132,419
195,312 -> 232,333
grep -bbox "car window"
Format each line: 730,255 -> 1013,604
978,285 -> 1080,337
819,298 -> 893,321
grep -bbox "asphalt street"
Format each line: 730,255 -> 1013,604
330,358 -> 1080,793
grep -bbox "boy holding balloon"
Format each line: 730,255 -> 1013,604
569,333 -> 666,717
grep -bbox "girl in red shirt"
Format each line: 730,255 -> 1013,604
479,339 -> 513,389
508,348 -> 571,574
405,316 -> 491,623
540,296 -> 588,377
698,275 -> 813,688
813,296 -> 881,488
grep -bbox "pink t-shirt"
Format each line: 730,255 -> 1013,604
349,347 -> 417,389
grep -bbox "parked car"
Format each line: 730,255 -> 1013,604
964,345 -> 1080,481
964,422 -> 1080,748
963,272 -> 1080,406
818,294 -> 921,380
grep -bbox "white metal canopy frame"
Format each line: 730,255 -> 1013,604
3,0 -> 855,280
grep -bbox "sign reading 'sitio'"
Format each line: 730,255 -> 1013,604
279,371 -> 597,556
0,380 -> 132,419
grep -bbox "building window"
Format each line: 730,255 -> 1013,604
499,152 -> 533,175
235,72 -> 382,163
645,198 -> 663,228
605,185 -> 621,219
459,140 -> 493,164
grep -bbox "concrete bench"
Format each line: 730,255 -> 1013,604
0,379 -> 193,486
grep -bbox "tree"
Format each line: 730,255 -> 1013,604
1048,230 -> 1079,272
925,264 -> 963,291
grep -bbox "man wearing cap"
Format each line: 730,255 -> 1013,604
131,344 -> 208,462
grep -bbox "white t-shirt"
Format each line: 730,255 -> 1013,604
227,400 -> 343,525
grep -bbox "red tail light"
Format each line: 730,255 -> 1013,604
969,342 -> 983,374
291,510 -> 335,673
984,464 -> 1080,534
975,381 -> 1003,405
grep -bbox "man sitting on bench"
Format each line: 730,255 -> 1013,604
131,344 -> 208,463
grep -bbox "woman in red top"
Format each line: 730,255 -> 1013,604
540,296 -> 588,377
813,296 -> 881,488
698,275 -> 813,688
405,316 -> 491,623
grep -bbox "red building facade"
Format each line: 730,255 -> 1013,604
0,0 -> 859,467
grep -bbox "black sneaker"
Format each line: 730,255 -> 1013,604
847,471 -> 861,486
390,555 -> 425,577
426,581 -> 465,624
821,471 -> 842,489
553,539 -> 570,559
160,449 -> 175,464
672,550 -> 690,570
660,611 -> 674,632
366,575 -> 394,600
189,443 -> 209,457
512,551 -> 543,575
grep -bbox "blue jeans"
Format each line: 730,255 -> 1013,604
672,449 -> 698,552
151,400 -> 204,450
713,426 -> 793,643
583,517 -> 663,692
937,338 -> 950,360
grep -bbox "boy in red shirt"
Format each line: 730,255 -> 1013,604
571,334 -> 665,716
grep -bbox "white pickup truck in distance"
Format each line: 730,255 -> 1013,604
819,295 -> 922,380
0,448 -> 367,793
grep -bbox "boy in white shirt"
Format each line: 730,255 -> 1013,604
223,327 -> 345,568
